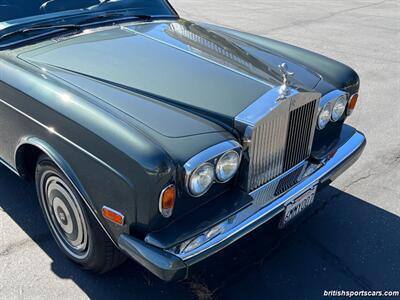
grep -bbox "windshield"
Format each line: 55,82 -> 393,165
0,0 -> 176,27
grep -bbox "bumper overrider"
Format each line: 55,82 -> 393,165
118,130 -> 366,281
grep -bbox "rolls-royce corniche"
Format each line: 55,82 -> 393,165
0,0 -> 366,281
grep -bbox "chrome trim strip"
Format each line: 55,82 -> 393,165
318,89 -> 348,110
172,131 -> 365,261
184,140 -> 242,197
0,97 -> 129,247
0,157 -> 20,176
0,97 -> 126,182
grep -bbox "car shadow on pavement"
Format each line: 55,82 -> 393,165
0,164 -> 399,299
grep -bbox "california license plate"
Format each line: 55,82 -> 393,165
279,186 -> 317,228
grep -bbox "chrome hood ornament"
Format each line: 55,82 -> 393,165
277,63 -> 294,101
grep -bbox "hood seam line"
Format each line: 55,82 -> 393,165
120,25 -> 274,89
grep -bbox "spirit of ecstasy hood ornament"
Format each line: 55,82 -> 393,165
277,63 -> 294,101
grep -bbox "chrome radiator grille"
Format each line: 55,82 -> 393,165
248,114 -> 289,190
245,93 -> 319,192
283,100 -> 318,172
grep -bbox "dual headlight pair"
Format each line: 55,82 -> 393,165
317,91 -> 359,130
317,93 -> 348,130
184,141 -> 242,197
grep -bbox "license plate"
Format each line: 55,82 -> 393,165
279,186 -> 317,228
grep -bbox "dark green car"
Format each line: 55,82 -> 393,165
0,0 -> 365,281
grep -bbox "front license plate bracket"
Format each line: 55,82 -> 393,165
279,186 -> 317,228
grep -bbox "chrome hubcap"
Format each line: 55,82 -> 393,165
41,173 -> 89,259
53,197 -> 74,235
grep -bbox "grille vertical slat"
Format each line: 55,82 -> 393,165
261,124 -> 269,186
246,97 -> 318,192
296,105 -> 306,164
274,117 -> 286,177
265,119 -> 274,183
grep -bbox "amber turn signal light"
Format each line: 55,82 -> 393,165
102,206 -> 125,225
347,93 -> 359,115
159,184 -> 176,218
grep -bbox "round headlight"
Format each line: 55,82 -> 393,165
318,102 -> 334,130
216,151 -> 240,182
331,95 -> 347,122
188,163 -> 215,196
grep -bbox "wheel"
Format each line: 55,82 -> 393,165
35,154 -> 126,273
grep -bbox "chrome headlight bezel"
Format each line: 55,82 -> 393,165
331,95 -> 348,122
184,140 -> 242,197
317,90 -> 349,130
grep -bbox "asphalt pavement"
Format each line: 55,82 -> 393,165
0,0 -> 399,299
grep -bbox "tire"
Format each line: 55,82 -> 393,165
35,154 -> 126,273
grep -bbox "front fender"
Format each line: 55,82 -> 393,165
0,57 -> 177,241
202,23 -> 360,95
15,136 -> 124,246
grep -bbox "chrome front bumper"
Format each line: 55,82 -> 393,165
118,130 -> 366,281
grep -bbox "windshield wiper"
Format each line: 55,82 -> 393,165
76,12 -> 154,26
0,24 -> 81,41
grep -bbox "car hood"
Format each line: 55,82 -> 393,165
19,19 -> 321,135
